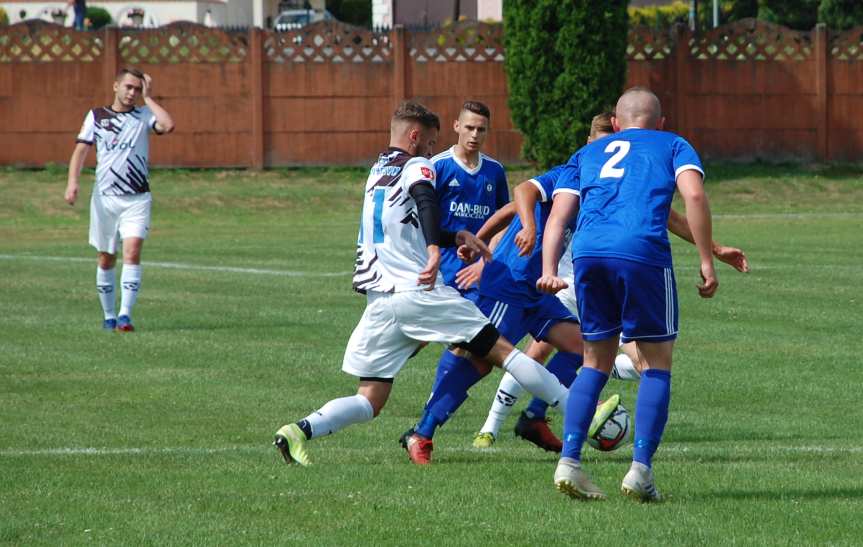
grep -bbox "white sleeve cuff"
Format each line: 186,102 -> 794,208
675,164 -> 705,181
551,188 -> 580,198
529,178 -> 547,202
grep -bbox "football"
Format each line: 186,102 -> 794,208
588,397 -> 632,452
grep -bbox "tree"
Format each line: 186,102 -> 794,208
504,0 -> 628,167
85,7 -> 112,30
819,0 -> 863,30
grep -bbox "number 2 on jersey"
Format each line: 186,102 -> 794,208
599,140 -> 630,179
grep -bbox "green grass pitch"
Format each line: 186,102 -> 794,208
1,164 -> 862,545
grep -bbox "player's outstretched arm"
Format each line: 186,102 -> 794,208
536,192 -> 578,294
667,209 -> 749,273
476,202 -> 516,243
676,170 -> 717,298
65,142 -> 90,206
142,74 -> 175,134
513,180 -> 542,256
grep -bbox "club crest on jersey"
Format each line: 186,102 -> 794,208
448,179 -> 460,187
100,119 -> 111,128
421,166 -> 434,180
486,183 -> 493,192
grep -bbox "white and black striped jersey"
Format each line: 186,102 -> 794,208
353,148 -> 439,294
76,106 -> 161,196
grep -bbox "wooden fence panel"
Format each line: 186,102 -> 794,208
2,19 -> 863,166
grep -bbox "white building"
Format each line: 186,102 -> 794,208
0,0 -> 324,28
372,0 -> 502,28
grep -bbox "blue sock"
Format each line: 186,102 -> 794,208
633,368 -> 671,468
415,355 -> 485,439
524,352 -> 583,419
432,349 -> 460,387
561,367 -> 609,461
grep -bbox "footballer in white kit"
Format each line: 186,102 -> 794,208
273,102 -> 571,467
65,68 -> 174,332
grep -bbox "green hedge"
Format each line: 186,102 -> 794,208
503,0 -> 628,168
0,7 -> 9,26
86,6 -> 112,30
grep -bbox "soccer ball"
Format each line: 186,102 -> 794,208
587,398 -> 631,452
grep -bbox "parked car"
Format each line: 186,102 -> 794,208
273,9 -> 334,31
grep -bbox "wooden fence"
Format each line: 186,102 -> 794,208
1,19 -> 862,167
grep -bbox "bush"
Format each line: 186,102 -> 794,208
0,6 -> 8,26
86,6 -> 112,30
819,0 -> 863,30
504,1 -> 628,168
327,0 -> 371,27
628,1 -> 689,29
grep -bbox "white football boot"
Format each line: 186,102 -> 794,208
553,457 -> 607,500
621,461 -> 662,502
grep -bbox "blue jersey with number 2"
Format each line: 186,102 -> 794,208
554,128 -> 703,268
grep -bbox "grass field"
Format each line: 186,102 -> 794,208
1,164 -> 862,545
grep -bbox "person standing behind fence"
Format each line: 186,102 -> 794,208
68,0 -> 86,31
64,68 -> 174,332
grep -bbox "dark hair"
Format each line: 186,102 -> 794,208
590,111 -> 614,138
392,101 -> 440,131
116,67 -> 144,81
461,100 -> 491,120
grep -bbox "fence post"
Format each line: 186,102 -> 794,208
673,24 -> 689,138
815,23 -> 829,162
249,27 -> 265,169
391,25 -> 409,106
102,27 -> 119,104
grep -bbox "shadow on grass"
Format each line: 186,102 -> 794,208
699,486 -> 863,501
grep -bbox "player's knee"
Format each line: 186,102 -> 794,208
455,323 -> 499,359
98,253 -> 117,270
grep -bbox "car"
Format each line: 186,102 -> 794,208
273,9 -> 334,31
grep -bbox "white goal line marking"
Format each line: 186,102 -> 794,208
0,254 -> 352,278
1,444 -> 860,458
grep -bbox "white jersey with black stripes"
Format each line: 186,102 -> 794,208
76,106 -> 159,196
352,148 -> 439,294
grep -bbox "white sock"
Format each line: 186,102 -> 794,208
502,349 -> 568,415
480,373 -> 524,436
612,353 -> 641,381
302,394 -> 374,439
96,267 -> 116,320
119,264 -> 142,318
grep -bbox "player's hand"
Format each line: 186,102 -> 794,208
514,225 -> 535,257
455,259 -> 485,290
455,230 -> 492,263
536,275 -> 568,294
418,246 -> 441,289
714,245 -> 749,273
64,182 -> 79,206
697,261 -> 718,298
142,73 -> 152,99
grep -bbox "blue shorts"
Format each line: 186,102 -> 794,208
476,293 -> 579,345
574,257 -> 678,343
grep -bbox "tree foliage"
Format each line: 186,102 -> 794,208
503,0 -> 628,167
818,0 -> 863,30
85,7 -> 112,30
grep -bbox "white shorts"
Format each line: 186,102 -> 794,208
89,192 -> 152,254
555,283 -> 579,318
342,286 -> 491,379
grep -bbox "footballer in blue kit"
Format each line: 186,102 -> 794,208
400,165 -> 598,461
432,102 -> 509,297
540,87 -> 718,502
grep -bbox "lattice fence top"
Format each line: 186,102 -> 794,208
409,21 -> 504,62
830,27 -> 863,60
265,21 -> 391,63
119,22 -> 247,64
627,26 -> 674,60
689,18 -> 812,61
0,21 -> 103,63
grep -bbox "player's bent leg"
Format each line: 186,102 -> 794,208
482,335 -> 569,415
475,372 -> 523,446
274,381 -> 385,467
